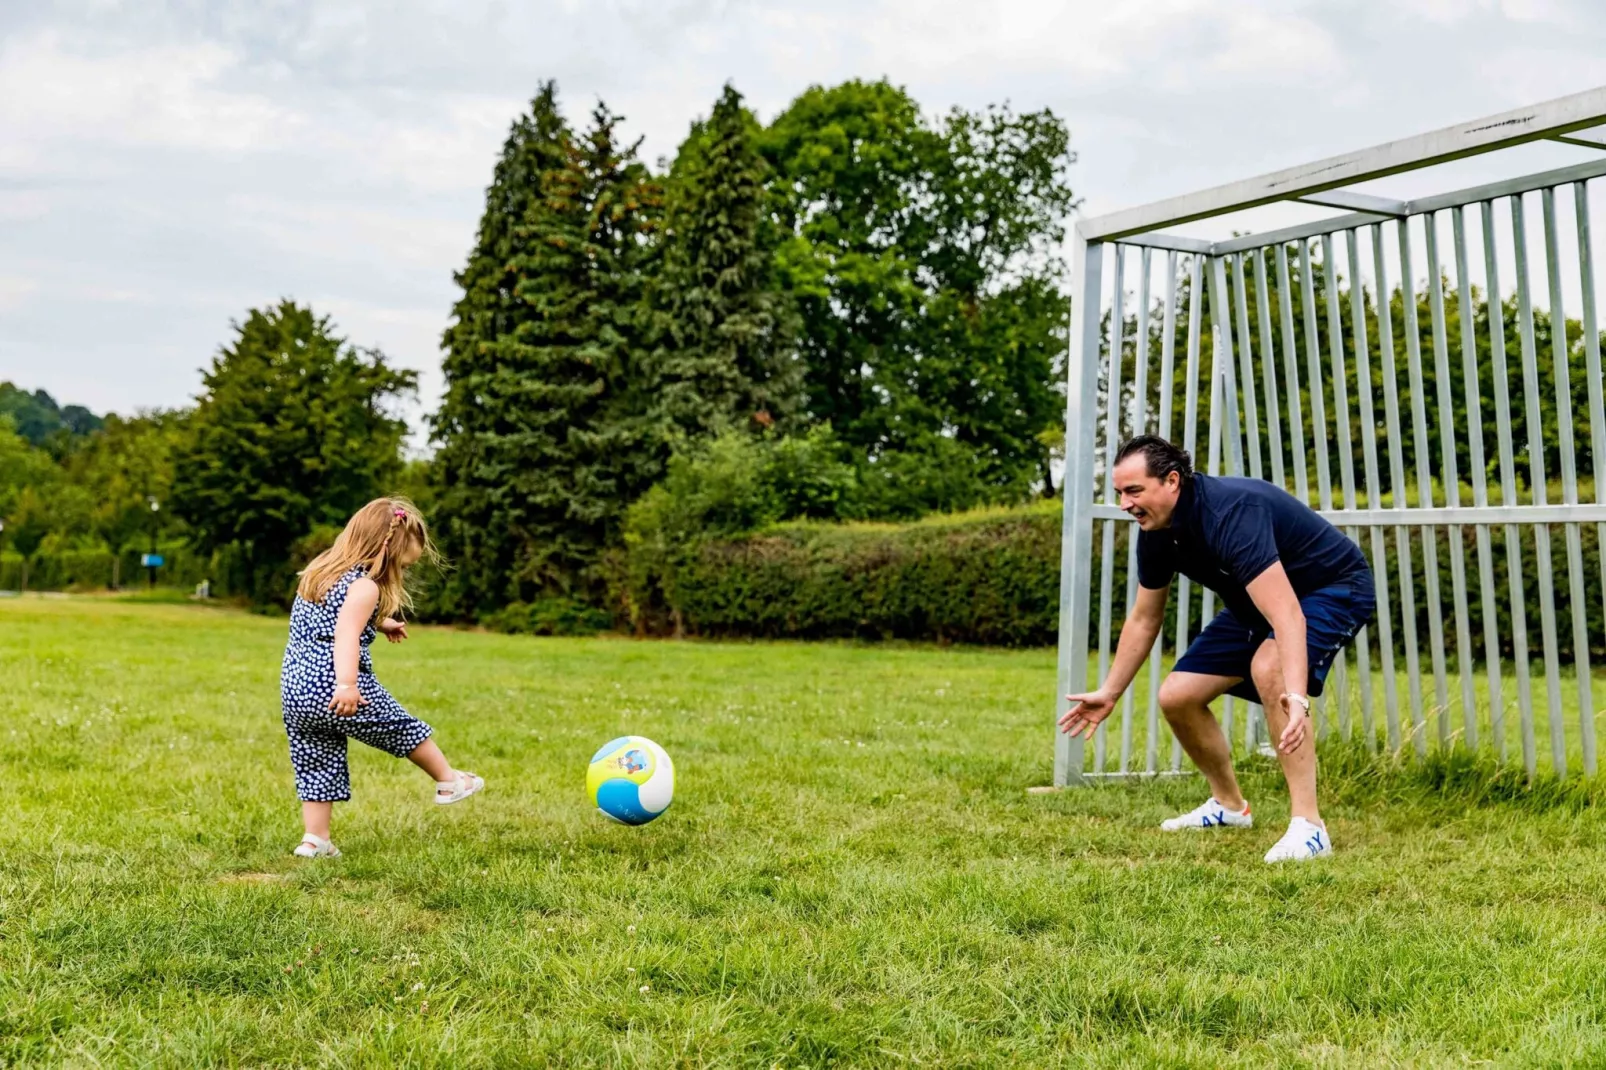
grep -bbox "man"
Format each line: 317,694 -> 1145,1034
1060,435 -> 1375,862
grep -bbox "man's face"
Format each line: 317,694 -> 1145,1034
1113,456 -> 1182,531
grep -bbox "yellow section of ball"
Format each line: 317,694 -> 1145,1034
586,738 -> 656,805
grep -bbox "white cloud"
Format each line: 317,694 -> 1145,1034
0,31 -> 305,157
0,191 -> 51,222
0,275 -> 37,311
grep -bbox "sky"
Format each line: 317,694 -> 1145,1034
5,0 -> 1606,446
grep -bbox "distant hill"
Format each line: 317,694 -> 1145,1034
0,383 -> 104,446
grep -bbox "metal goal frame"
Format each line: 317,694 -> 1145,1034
1055,87 -> 1606,786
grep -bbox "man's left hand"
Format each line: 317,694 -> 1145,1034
1278,695 -> 1310,753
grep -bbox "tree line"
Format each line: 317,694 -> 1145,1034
1,79 -> 1076,614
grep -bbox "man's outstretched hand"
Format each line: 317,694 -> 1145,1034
1060,689 -> 1116,739
1278,694 -> 1311,753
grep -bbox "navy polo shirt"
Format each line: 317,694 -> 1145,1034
1136,474 -> 1369,628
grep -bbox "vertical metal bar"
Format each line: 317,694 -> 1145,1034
1303,238 -> 1342,738
1119,247 -> 1153,773
1256,249 -> 1287,490
1146,249 -> 1180,775
1483,198 -> 1536,778
1206,256 -> 1236,745
1094,245 -> 1127,773
1367,225 -> 1407,752
1378,222 -> 1427,755
1234,253 -> 1264,481
1425,211 -> 1478,750
1278,245 -> 1311,503
1545,187 -> 1594,777
1231,254 -> 1263,754
1457,207 -> 1498,756
1211,257 -> 1246,480
1300,243 -> 1335,512
1173,254 -> 1207,771
1323,232 -> 1359,739
1337,229 -> 1386,744
1401,217 -> 1452,747
1344,228 -> 1379,745
1355,228 -> 1398,753
1514,196 -> 1567,777
1249,249 -> 1284,753
1055,233 -> 1103,786
1159,251 -> 1180,445
1575,182 -> 1604,776
1327,232 -> 1361,513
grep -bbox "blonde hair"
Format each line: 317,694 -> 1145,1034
296,497 -> 439,620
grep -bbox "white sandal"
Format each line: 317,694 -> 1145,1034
293,833 -> 341,859
435,770 -> 485,805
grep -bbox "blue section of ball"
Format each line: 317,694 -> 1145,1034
595,778 -> 657,825
590,736 -> 633,764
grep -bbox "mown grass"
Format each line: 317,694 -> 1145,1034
3,596 -> 1606,1067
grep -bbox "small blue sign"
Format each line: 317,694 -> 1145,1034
141,554 -> 165,568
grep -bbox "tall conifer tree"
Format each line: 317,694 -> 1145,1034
433,86 -> 662,612
652,84 -> 800,440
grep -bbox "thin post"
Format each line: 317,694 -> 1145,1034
1173,254 -> 1207,771
1544,187 -> 1594,777
1256,249 -> 1287,489
1425,211 -> 1478,749
1483,197 -> 1536,778
1146,249 -> 1180,774
1277,245 -> 1312,504
1366,225 -> 1405,752
1231,254 -> 1266,752
1094,245 -> 1127,772
1055,233 -> 1104,786
1323,233 -> 1358,739
1378,223 -> 1427,755
1119,246 -> 1154,772
1207,256 -> 1237,745
1574,182 -> 1604,776
1513,194 -> 1567,777
1300,243 -> 1335,511
1302,237 -> 1345,735
1233,253 -> 1264,481
1400,217 -> 1452,746
1456,206 -> 1498,756
1344,227 -> 1379,745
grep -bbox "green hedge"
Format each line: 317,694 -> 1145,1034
623,501 -> 1064,645
625,499 -> 1606,658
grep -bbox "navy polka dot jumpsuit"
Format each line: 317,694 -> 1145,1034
280,566 -> 433,802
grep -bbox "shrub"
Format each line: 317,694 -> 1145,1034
624,501 -> 1062,645
481,598 -> 612,637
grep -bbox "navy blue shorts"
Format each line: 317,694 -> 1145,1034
1173,571 -> 1376,704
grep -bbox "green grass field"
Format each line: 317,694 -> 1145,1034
5,597 -> 1606,1067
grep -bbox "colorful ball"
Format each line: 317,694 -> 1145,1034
586,736 -> 673,825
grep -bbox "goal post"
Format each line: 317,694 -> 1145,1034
1056,86 -> 1606,786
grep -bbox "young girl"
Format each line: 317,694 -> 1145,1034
280,497 -> 483,858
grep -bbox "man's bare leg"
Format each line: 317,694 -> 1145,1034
1249,638 -> 1321,824
1157,671 -> 1246,809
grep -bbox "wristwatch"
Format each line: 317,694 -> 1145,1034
1283,693 -> 1311,713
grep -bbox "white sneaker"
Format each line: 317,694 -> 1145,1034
293,833 -> 341,859
1264,817 -> 1332,863
1160,797 -> 1253,831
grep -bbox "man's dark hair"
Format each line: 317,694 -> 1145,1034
1114,435 -> 1193,484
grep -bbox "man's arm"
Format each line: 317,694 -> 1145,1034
1059,584 -> 1169,738
1244,561 -> 1310,752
